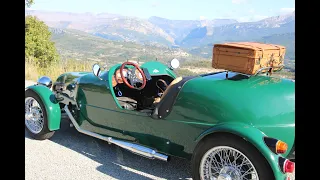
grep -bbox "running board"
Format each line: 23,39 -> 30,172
63,105 -> 169,162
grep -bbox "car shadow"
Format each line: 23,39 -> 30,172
25,117 -> 192,180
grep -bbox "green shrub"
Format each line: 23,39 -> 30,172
25,16 -> 60,68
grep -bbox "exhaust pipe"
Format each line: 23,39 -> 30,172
108,138 -> 168,161
64,105 -> 168,161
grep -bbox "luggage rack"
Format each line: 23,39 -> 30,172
253,65 -> 285,76
225,65 -> 285,79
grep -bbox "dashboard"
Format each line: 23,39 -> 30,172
112,68 -> 143,87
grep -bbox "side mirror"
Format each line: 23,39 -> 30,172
92,64 -> 102,79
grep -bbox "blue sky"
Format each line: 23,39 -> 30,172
29,0 -> 295,22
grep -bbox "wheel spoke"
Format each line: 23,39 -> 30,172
200,146 -> 259,180
25,97 -> 44,134
232,151 -> 241,166
241,166 -> 254,177
210,155 -> 222,172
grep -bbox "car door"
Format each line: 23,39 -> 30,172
75,72 -> 153,140
77,71 -> 199,157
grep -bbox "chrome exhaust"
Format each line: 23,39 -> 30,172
64,105 -> 168,161
108,138 -> 168,161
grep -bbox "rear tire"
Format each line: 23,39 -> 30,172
191,134 -> 274,180
25,89 -> 55,140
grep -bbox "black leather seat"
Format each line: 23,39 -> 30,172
152,76 -> 196,119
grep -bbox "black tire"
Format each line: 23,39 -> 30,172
191,133 -> 274,180
25,89 -> 55,140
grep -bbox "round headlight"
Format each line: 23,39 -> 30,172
37,76 -> 52,89
170,58 -> 180,69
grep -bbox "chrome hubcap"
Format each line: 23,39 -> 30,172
25,97 -> 44,134
200,146 -> 259,180
217,166 -> 241,180
217,173 -> 231,180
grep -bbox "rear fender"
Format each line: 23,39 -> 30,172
196,123 -> 284,179
26,85 -> 61,131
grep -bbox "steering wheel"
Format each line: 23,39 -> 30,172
120,62 -> 147,90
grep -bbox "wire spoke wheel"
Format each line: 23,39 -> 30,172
200,146 -> 259,180
25,97 -> 44,134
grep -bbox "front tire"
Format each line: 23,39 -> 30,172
191,134 -> 274,180
25,89 -> 55,140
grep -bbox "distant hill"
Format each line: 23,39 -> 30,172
27,9 -> 294,68
26,10 -> 175,46
49,28 -> 206,64
25,10 -> 239,46
148,16 -> 238,44
188,32 -> 295,61
26,10 -> 294,49
257,32 -> 295,60
179,11 -> 295,48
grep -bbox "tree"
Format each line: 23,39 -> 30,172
25,0 -> 34,7
25,16 -> 60,67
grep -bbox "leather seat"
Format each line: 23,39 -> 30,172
154,77 -> 183,104
152,76 -> 196,119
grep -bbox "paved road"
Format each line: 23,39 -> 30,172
25,80 -> 192,180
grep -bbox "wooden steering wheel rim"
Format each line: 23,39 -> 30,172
120,62 -> 147,90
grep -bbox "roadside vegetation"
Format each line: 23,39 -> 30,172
25,59 -> 94,81
25,16 -> 95,81
177,59 -> 295,79
25,0 -> 94,81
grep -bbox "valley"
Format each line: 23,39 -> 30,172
26,9 -> 295,78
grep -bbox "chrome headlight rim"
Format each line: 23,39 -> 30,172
37,76 -> 52,89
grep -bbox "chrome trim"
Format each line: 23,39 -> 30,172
37,76 -> 53,89
63,105 -> 168,161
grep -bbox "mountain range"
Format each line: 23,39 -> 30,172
25,10 -> 295,60
179,11 -> 295,48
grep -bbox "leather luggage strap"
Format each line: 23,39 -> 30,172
267,44 -> 282,56
270,44 -> 284,65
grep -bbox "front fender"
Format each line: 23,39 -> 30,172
26,85 -> 61,131
196,123 -> 285,180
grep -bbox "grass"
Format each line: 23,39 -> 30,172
26,57 -> 295,81
25,59 -> 95,81
25,58 -> 202,81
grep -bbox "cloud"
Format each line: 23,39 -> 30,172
237,15 -> 268,22
199,16 -> 207,20
279,8 -> 295,14
249,8 -> 255,14
151,1 -> 159,8
199,16 -> 208,27
231,0 -> 248,4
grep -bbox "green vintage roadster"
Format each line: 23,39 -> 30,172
25,59 -> 295,180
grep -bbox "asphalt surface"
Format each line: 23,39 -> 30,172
25,80 -> 192,180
